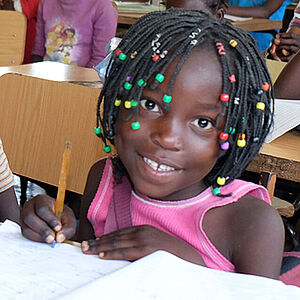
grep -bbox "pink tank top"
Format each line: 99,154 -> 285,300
88,158 -> 271,273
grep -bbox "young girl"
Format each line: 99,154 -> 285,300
32,0 -> 118,67
20,9 -> 285,279
227,0 -> 294,52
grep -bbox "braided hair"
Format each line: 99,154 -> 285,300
95,9 -> 274,197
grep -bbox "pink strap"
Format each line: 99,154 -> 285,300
283,251 -> 300,258
104,175 -> 132,234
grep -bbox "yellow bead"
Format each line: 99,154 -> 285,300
229,39 -> 238,47
237,139 -> 246,147
114,99 -> 122,106
217,177 -> 226,186
256,102 -> 265,110
124,101 -> 132,109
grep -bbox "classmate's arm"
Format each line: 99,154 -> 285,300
226,0 -> 283,19
230,195 -> 284,279
86,2 -> 118,68
76,158 -> 107,242
273,50 -> 300,99
0,186 -> 19,223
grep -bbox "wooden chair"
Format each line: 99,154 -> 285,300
0,10 -> 27,66
0,73 -> 113,197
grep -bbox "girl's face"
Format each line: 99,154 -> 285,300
115,48 -> 225,201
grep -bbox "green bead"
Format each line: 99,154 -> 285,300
163,94 -> 172,103
119,53 -> 127,61
124,82 -> 132,90
137,79 -> 146,87
229,127 -> 236,134
131,100 -> 139,107
155,73 -> 165,83
212,187 -> 221,196
131,121 -> 140,130
104,145 -> 111,153
94,127 -> 101,135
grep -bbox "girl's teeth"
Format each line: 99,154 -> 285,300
143,157 -> 175,172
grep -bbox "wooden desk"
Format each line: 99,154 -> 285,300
247,130 -> 300,183
118,11 -> 282,31
0,61 -> 100,83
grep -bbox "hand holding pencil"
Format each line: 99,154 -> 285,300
20,141 -> 77,245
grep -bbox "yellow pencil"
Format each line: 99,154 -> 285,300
55,141 -> 72,220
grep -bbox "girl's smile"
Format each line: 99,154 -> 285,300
115,48 -> 225,201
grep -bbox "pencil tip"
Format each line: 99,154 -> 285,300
51,241 -> 56,248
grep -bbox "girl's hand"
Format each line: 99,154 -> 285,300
20,194 -> 76,244
81,225 -> 205,265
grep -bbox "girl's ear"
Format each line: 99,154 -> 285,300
215,8 -> 225,19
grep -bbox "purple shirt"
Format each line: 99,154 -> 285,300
33,0 -> 118,67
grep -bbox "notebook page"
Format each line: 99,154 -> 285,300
0,220 -> 129,299
62,250 -> 300,300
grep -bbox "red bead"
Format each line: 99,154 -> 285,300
152,54 -> 159,62
262,82 -> 269,91
219,132 -> 229,141
115,48 -> 122,56
229,75 -> 236,83
220,94 -> 229,102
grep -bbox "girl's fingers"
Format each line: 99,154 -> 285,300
98,247 -> 148,261
20,222 -> 55,243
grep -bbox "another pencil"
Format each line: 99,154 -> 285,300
55,141 -> 72,220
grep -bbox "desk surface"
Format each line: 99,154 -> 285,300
0,61 -> 100,83
117,11 -> 282,31
247,130 -> 300,182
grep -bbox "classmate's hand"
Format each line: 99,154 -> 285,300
20,194 -> 76,244
269,33 -> 300,62
81,225 -> 205,265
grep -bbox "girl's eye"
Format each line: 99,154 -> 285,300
191,118 -> 213,130
140,99 -> 159,112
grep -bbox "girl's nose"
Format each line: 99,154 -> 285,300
150,117 -> 184,151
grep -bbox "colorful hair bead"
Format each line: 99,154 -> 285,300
94,127 -> 101,135
229,127 -> 236,134
104,145 -> 111,153
262,82 -> 269,91
124,101 -> 132,109
221,141 -> 230,150
155,73 -> 165,83
253,137 -> 259,143
256,102 -> 265,110
115,48 -> 122,56
126,76 -> 131,82
152,54 -> 159,62
217,177 -> 226,186
131,100 -> 139,107
237,134 -> 246,147
119,53 -> 127,61
131,121 -> 140,130
219,132 -> 229,141
163,94 -> 172,103
114,99 -> 122,107
124,82 -> 132,90
212,187 -> 221,196
216,42 -> 226,55
229,39 -> 238,47
138,79 -> 146,87
130,51 -> 138,59
220,94 -> 229,102
257,89 -> 263,95
229,74 -> 236,83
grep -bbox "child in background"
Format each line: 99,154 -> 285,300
165,0 -> 227,18
32,0 -> 118,68
0,138 -> 19,223
0,0 -> 40,64
21,9 -> 284,279
226,0 -> 294,52
268,1 -> 300,62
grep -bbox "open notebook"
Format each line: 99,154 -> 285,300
1,220 -> 300,299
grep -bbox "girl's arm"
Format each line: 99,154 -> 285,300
230,195 -> 284,279
226,0 -> 284,19
274,50 -> 300,99
76,158 -> 107,241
